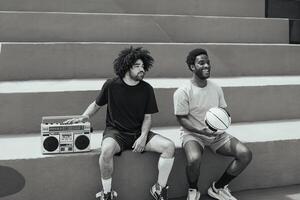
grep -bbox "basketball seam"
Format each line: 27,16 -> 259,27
220,108 -> 231,126
205,118 -> 218,130
208,110 -> 228,129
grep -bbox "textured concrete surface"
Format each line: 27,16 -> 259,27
0,0 -> 265,17
2,120 -> 300,160
172,184 -> 300,200
1,123 -> 300,200
1,43 -> 300,81
0,12 -> 289,43
1,78 -> 300,134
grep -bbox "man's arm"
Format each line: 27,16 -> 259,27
140,114 -> 151,137
132,114 -> 151,152
176,115 -> 218,137
64,101 -> 101,124
82,101 -> 101,118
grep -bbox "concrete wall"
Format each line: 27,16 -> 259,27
1,139 -> 300,200
290,20 -> 300,44
266,0 -> 300,19
1,43 -> 300,81
0,0 -> 265,17
0,12 -> 289,43
1,85 -> 300,135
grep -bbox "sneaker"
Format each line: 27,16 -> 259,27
208,182 -> 237,200
187,188 -> 201,200
150,183 -> 169,200
96,190 -> 117,200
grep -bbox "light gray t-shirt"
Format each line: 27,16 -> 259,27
173,80 -> 227,136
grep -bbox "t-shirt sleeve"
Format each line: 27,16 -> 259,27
95,79 -> 111,106
173,88 -> 189,115
145,85 -> 159,114
218,86 -> 227,108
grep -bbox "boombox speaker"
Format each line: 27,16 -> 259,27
41,115 -> 92,154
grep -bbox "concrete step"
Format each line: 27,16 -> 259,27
172,184 -> 300,200
0,0 -> 265,17
1,120 -> 300,200
0,12 -> 289,43
1,43 -> 300,81
1,77 -> 300,134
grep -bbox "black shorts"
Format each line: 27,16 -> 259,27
102,126 -> 157,155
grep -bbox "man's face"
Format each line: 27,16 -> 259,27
129,59 -> 145,81
192,54 -> 211,80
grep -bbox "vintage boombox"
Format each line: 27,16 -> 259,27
41,115 -> 92,154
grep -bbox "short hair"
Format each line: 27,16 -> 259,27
113,46 -> 154,78
186,48 -> 208,71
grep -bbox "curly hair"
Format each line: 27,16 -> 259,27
186,48 -> 208,71
113,46 -> 154,78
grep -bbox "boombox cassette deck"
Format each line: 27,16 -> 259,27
41,115 -> 92,154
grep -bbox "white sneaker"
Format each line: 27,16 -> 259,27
187,188 -> 201,200
207,182 -> 237,200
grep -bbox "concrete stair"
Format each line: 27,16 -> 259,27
0,12 -> 289,43
1,121 -> 300,200
1,77 -> 300,135
1,0 -> 300,199
1,43 -> 300,81
0,0 -> 265,17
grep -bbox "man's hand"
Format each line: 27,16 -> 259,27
132,135 -> 147,153
200,127 -> 220,138
63,117 -> 84,124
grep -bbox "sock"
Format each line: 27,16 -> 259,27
215,171 -> 236,189
101,178 -> 112,194
186,165 -> 199,190
157,157 -> 175,187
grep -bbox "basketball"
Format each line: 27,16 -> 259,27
205,107 -> 231,131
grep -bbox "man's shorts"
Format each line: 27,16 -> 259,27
181,131 -> 233,153
102,126 -> 157,155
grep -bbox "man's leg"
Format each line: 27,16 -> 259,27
208,137 -> 252,200
183,140 -> 203,200
99,137 -> 121,194
145,134 -> 175,200
215,137 -> 252,188
145,134 -> 175,187
183,140 -> 204,190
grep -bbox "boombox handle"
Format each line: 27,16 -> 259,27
42,115 -> 89,123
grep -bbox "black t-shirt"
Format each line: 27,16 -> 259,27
96,77 -> 158,133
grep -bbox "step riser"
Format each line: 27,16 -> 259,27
1,43 -> 300,81
0,0 -> 265,17
0,13 -> 289,43
1,85 -> 300,134
1,140 -> 300,200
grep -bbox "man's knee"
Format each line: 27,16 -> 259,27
153,137 -> 176,158
100,139 -> 119,162
100,148 -> 115,162
162,140 -> 175,157
237,147 -> 252,165
186,151 -> 202,167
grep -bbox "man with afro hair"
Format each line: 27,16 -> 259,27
66,46 -> 175,200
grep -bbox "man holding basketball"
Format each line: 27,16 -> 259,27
66,46 -> 175,200
173,48 -> 252,200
